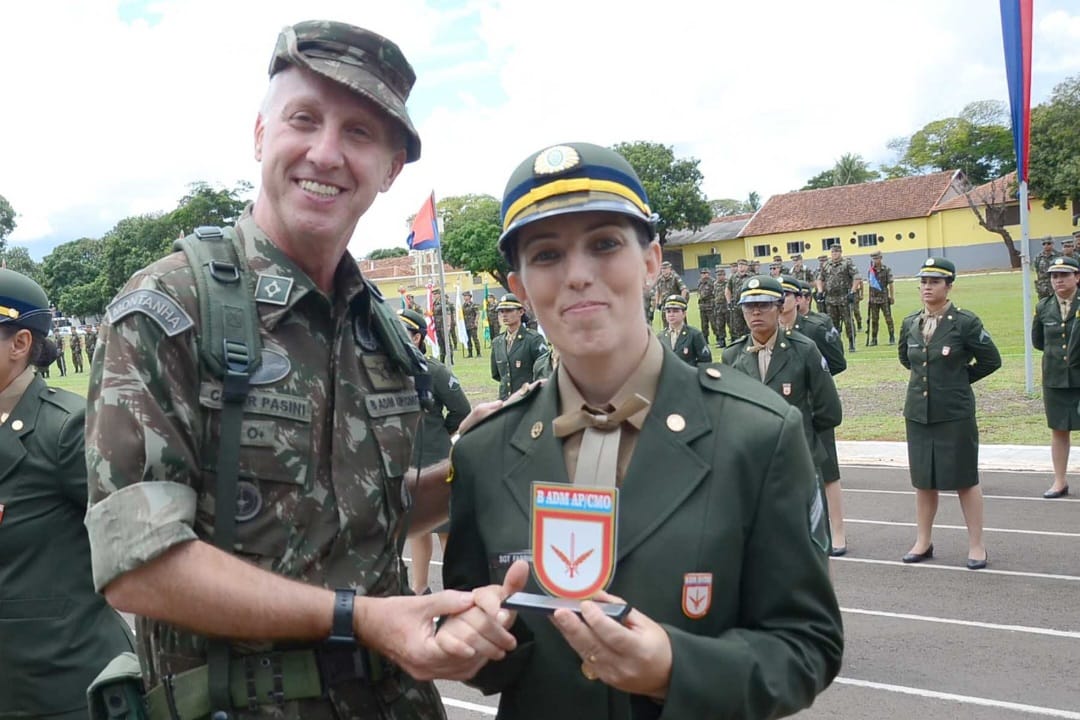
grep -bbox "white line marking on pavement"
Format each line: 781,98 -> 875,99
443,697 -> 497,715
834,677 -> 1080,719
847,488 -> 1080,503
840,607 -> 1080,639
835,556 -> 1080,582
848,518 -> 1080,538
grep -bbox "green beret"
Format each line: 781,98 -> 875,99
269,20 -> 421,162
738,275 -> 784,305
398,308 -> 427,334
498,143 -> 656,259
497,293 -> 525,311
663,294 -> 688,311
1049,256 -> 1080,273
0,268 -> 52,334
916,257 -> 956,279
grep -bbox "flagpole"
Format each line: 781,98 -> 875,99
435,211 -> 452,368
1019,181 -> 1034,394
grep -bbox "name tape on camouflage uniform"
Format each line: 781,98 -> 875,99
531,482 -> 618,599
365,390 -> 420,418
107,289 -> 194,337
199,383 -> 311,422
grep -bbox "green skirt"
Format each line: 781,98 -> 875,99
817,427 -> 840,483
905,418 -> 979,490
1043,386 -> 1080,430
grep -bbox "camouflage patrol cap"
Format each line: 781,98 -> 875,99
0,268 -> 52,334
791,253 -> 802,260
870,250 -> 883,258
1048,256 -> 1080,273
1042,238 -> 1055,245
1065,237 -> 1077,246
498,143 -> 657,262
738,275 -> 784,305
916,257 -> 956,279
269,20 -> 421,162
398,307 -> 427,333
817,254 -> 828,261
663,294 -> 688,311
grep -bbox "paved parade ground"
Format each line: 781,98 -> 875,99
417,455 -> 1080,719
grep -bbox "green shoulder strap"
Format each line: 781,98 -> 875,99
172,225 -> 263,719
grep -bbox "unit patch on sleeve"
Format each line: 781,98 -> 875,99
106,289 -> 194,337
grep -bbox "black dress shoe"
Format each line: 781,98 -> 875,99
829,546 -> 847,557
902,544 -> 934,563
1043,485 -> 1070,499
966,554 -> 987,570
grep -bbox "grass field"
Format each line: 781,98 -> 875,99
54,270 -> 1047,444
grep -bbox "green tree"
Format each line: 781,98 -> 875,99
709,198 -> 757,216
40,237 -> 109,318
1030,75 -> 1080,210
611,142 -> 712,242
161,181 -> 252,238
803,153 -> 880,190
99,214 -> 170,301
885,101 -> 1014,184
745,191 -> 761,212
368,247 -> 408,260
0,194 -> 16,253
0,246 -> 42,282
435,194 -> 509,289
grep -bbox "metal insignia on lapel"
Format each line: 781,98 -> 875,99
942,346 -> 951,356
10,420 -> 23,431
706,367 -> 721,378
531,421 -> 544,439
666,414 -> 686,432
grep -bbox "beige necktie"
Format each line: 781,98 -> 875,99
552,394 -> 650,487
747,341 -> 772,380
920,312 -> 940,343
1060,298 -> 1072,321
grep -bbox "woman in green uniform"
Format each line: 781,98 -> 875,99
656,294 -> 711,365
898,258 -> 1001,570
399,308 -> 472,594
440,143 -> 842,719
0,269 -> 134,719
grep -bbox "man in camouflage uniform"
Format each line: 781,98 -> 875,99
1034,238 -> 1057,299
769,261 -> 783,278
431,287 -> 456,362
726,258 -> 752,339
405,293 -> 423,314
713,267 -> 729,347
69,327 -> 84,373
84,325 -> 97,365
814,254 -> 829,312
696,267 -> 716,345
485,294 -> 500,346
642,280 -> 655,325
790,253 -> 814,285
851,276 -> 864,332
461,290 -> 481,358
1064,235 -> 1077,259
83,21 -> 515,720
772,254 -> 789,274
54,333 -> 67,376
652,260 -> 688,330
866,250 -> 896,345
817,243 -> 859,352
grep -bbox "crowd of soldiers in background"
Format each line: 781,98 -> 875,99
1034,233 -> 1079,299
645,243 -> 898,350
40,324 -> 97,379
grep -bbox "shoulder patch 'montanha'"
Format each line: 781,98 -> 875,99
107,289 -> 194,337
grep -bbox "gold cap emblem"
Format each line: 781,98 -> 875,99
533,145 -> 581,175
666,414 -> 686,432
748,278 -> 760,289
530,421 -> 544,439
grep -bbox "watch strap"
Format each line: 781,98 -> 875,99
328,588 -> 356,645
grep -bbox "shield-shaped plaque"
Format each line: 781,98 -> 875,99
531,482 -> 618,599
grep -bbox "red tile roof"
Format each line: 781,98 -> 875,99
740,170 -> 965,236
354,253 -> 464,281
934,171 -> 1017,211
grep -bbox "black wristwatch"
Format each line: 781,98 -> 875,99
328,589 -> 356,645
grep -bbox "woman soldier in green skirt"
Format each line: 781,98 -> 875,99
898,258 -> 1001,570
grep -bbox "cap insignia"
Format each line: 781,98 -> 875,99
533,145 -> 580,176
748,278 -> 760,289
1055,258 -> 1065,265
925,258 -> 936,266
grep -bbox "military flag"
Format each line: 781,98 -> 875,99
407,192 -> 440,251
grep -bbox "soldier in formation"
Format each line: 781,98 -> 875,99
652,260 -> 688,330
817,243 -> 859,352
657,294 -> 712,366
713,266 -> 729,347
1033,238 -> 1057,300
54,333 -> 67,376
490,293 -> 548,400
84,20 -> 515,719
486,294 -> 500,345
642,280 -> 655,325
866,250 -> 896,345
461,289 -> 481,358
69,328 -> 84,373
814,254 -> 829,312
432,286 -> 458,361
1064,235 -> 1077,259
84,325 -> 97,364
790,253 -> 815,285
726,258 -> 752,340
695,267 -> 716,346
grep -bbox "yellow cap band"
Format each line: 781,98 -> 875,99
503,178 -> 651,232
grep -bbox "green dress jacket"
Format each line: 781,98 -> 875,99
444,352 -> 842,720
795,314 -> 847,376
1032,293 -> 1080,388
0,375 -> 134,719
721,331 -> 842,467
657,325 -> 712,366
898,304 -> 1002,424
491,326 -> 548,400
413,357 -> 471,467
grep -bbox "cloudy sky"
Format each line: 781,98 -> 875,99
3,0 -> 1079,261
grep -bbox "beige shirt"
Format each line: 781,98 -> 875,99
920,302 -> 952,343
0,366 -> 37,425
1059,291 -> 1077,321
747,331 -> 778,380
556,336 -> 663,486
